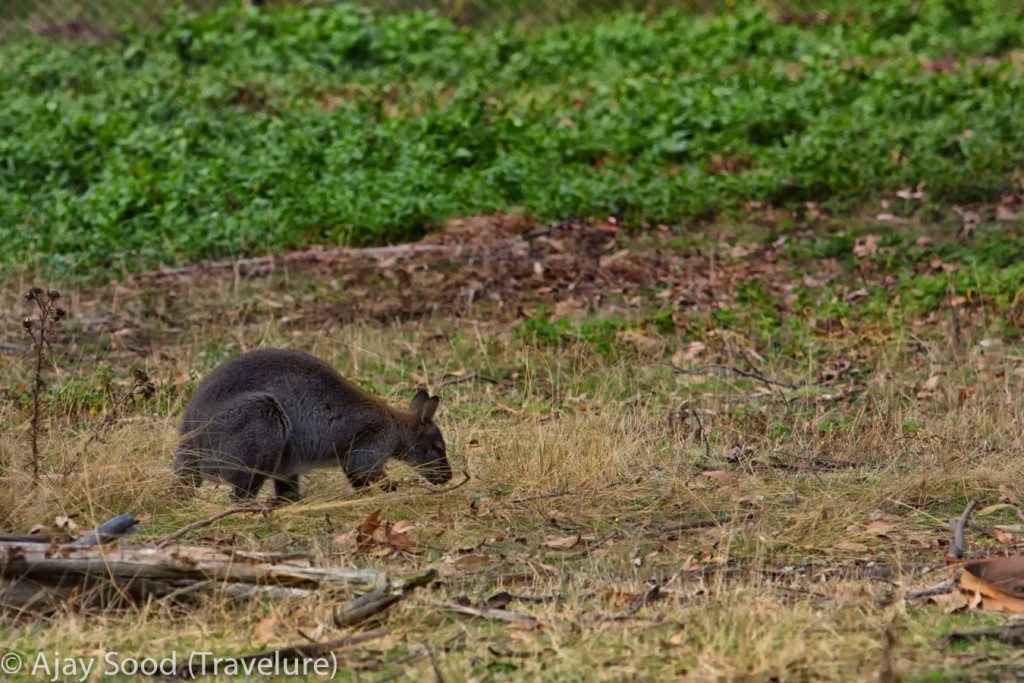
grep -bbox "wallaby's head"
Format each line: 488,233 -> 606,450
402,389 -> 451,484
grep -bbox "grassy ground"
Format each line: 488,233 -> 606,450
3,211 -> 1024,680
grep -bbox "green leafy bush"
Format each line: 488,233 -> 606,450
2,1 -> 1023,274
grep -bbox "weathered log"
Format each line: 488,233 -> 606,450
0,542 -> 385,593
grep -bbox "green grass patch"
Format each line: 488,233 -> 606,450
2,1 -> 1024,275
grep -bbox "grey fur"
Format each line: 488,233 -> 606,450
174,348 -> 451,501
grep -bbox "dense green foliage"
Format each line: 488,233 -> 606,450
2,1 -> 1023,273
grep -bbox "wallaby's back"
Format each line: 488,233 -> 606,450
180,348 -> 387,453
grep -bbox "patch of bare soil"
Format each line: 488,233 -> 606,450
123,214 -> 807,327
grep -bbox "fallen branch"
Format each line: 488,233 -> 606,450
644,512 -> 755,538
438,372 -> 500,389
946,625 -> 1024,647
669,363 -> 798,390
177,629 -> 389,679
948,499 -> 978,561
0,542 -> 382,588
333,569 -> 436,627
904,580 -> 955,601
151,505 -> 271,548
434,602 -> 538,628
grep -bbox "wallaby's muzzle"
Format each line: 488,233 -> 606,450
423,459 -> 453,485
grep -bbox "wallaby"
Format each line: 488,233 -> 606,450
174,348 -> 451,501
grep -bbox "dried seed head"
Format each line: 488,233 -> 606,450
21,317 -> 33,330
47,289 -> 61,300
54,308 -> 67,319
132,368 -> 150,382
31,286 -> 44,296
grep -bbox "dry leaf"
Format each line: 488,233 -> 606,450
384,524 -> 416,553
667,628 -> 687,646
253,615 -> 279,646
54,516 -> 80,532
863,521 -> 896,537
391,520 -> 416,535
542,534 -> 581,549
356,509 -> 382,549
834,541 -> 869,552
853,234 -> 878,257
702,470 -> 735,486
960,556 -> 1024,612
671,341 -> 707,365
453,554 -> 492,569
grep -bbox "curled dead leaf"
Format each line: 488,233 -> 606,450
833,541 -> 869,552
960,556 -> 1024,612
542,534 -> 581,549
253,615 -> 279,646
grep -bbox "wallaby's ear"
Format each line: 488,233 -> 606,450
410,389 -> 430,414
418,395 -> 440,425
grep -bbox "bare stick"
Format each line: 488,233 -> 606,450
691,408 -> 711,459
670,363 -> 797,390
434,602 -> 538,628
949,499 -> 978,560
177,630 -> 388,678
407,468 -> 471,494
507,488 -> 594,505
21,287 -> 65,482
438,372 -> 500,389
333,569 -> 436,627
151,505 -> 271,548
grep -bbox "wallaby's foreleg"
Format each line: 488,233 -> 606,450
344,432 -> 390,490
229,470 -> 268,501
273,474 -> 301,502
173,446 -> 203,495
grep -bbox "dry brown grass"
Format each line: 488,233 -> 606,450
3,265 -> 1024,682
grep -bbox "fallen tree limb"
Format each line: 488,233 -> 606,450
334,569 -> 436,627
0,541 -> 386,612
434,601 -> 538,628
151,505 -> 271,548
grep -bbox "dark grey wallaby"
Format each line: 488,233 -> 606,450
174,348 -> 451,501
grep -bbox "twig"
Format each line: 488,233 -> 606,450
438,372 -> 500,389
946,625 -> 1024,647
669,363 -> 797,390
506,488 -> 594,505
407,468 -> 471,494
333,569 -> 436,627
949,499 -> 978,560
904,580 -> 955,601
21,287 -> 65,482
150,505 -> 271,548
506,480 -> 621,505
691,408 -> 711,459
176,630 -> 388,678
644,512 -> 754,537
434,602 -> 538,628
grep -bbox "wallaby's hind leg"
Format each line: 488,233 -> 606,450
179,392 -> 290,502
272,474 -> 301,503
